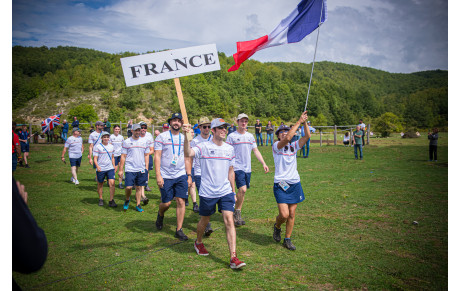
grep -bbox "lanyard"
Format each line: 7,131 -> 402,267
94,131 -> 102,145
207,135 -> 212,141
169,131 -> 181,156
100,143 -> 112,160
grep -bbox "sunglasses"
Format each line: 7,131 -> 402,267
201,125 -> 210,129
141,126 -> 147,129
284,145 -> 295,152
216,126 -> 227,130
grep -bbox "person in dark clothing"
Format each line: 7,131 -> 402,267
71,116 -> 79,130
428,128 -> 439,161
12,178 -> 48,290
255,120 -> 263,146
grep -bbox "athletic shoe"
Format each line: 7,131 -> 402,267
123,199 -> 130,211
234,210 -> 245,226
185,198 -> 189,206
193,203 -> 199,213
273,223 -> 281,242
25,164 -> 30,168
142,197 -> 149,206
74,180 -> 80,185
175,228 -> 189,241
204,223 -> 213,237
155,212 -> 164,230
108,200 -> 117,207
71,177 -> 74,183
230,257 -> 246,269
135,205 -> 144,212
98,199 -> 104,206
283,239 -> 296,250
145,186 -> 152,192
118,183 -> 124,189
194,240 -> 209,256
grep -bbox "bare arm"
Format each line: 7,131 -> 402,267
183,124 -> 196,158
93,155 -> 101,172
277,111 -> 309,150
118,154 -> 126,179
154,149 -> 164,188
61,146 -> 67,162
88,143 -> 94,165
229,166 -> 236,194
144,153 -> 149,171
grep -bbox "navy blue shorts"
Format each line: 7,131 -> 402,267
148,155 -> 154,171
20,143 -> 29,153
160,175 -> 188,203
195,175 -> 202,193
12,153 -> 17,172
191,168 -> 196,183
125,171 -> 148,187
273,182 -> 305,204
235,170 -> 251,189
69,157 -> 82,167
199,193 -> 236,216
96,169 -> 115,183
114,156 -> 121,166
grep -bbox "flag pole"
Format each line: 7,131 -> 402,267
304,0 -> 325,112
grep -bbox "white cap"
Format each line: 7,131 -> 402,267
211,118 -> 231,129
237,113 -> 249,121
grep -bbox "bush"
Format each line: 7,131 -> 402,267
374,112 -> 403,137
68,104 -> 98,123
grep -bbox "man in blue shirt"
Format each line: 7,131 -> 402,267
18,125 -> 32,168
61,120 -> 69,142
71,116 -> 79,130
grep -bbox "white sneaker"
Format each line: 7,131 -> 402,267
75,180 -> 80,185
71,177 -> 75,183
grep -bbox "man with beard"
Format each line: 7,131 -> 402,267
154,113 -> 192,241
139,121 -> 154,200
88,121 -> 105,181
118,124 -> 150,212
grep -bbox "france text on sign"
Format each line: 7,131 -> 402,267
120,44 -> 220,87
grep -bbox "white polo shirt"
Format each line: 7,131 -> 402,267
121,137 -> 150,172
64,136 -> 83,159
139,132 -> 154,150
226,131 -> 256,173
190,134 -> 212,176
272,140 -> 301,184
192,140 -> 235,198
154,131 -> 186,179
110,134 -> 124,157
93,143 -> 115,171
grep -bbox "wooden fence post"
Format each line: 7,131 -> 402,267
367,123 -> 370,145
320,130 -> 322,146
334,125 -> 337,145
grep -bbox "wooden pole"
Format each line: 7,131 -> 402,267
174,78 -> 193,141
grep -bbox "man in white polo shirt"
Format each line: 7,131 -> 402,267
139,121 -> 154,205
154,113 -> 192,241
93,131 -> 117,207
184,118 -> 246,269
110,125 -> 124,189
61,128 -> 84,185
88,121 -> 104,167
118,124 -> 150,213
189,117 -> 213,236
226,113 -> 269,227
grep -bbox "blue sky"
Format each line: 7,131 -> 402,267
12,0 -> 448,73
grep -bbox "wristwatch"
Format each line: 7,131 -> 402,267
187,173 -> 192,177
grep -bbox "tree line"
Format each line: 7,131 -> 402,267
12,46 -> 447,134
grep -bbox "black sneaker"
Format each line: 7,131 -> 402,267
185,198 -> 189,206
25,164 -> 30,168
273,224 -> 281,242
109,200 -> 117,207
142,197 -> 149,206
118,183 -> 124,189
155,212 -> 164,230
193,203 -> 199,213
204,223 -> 213,237
175,228 -> 189,241
283,239 -> 296,250
98,199 -> 104,206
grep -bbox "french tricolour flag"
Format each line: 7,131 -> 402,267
228,0 -> 327,72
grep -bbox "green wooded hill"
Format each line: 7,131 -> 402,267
12,46 -> 447,130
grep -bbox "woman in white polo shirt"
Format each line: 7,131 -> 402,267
272,111 -> 310,250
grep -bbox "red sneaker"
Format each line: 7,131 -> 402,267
230,257 -> 246,269
194,240 -> 209,256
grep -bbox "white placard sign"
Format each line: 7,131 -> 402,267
120,44 -> 220,87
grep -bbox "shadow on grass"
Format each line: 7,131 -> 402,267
76,185 -> 97,192
33,159 -> 52,164
236,226 -> 272,246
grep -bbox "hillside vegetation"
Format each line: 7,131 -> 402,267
12,46 -> 447,131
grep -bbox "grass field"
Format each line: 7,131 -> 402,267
12,133 -> 448,290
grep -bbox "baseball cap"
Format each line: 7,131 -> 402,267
211,118 -> 231,129
101,131 -> 110,137
275,125 -> 291,135
72,127 -> 81,133
95,121 -> 104,126
139,121 -> 147,126
237,113 -> 249,121
132,124 -> 141,131
168,113 -> 183,124
162,123 -> 169,129
198,117 -> 211,126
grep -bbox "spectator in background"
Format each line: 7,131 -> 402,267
127,120 -> 133,138
89,126 -> 95,134
71,116 -> 79,130
13,178 -> 48,290
359,119 -> 366,146
353,125 -> 364,160
154,129 -> 161,138
428,128 -> 439,162
255,119 -> 263,146
193,123 -> 201,138
18,125 -> 32,168
110,125 -> 125,189
103,117 -> 111,134
61,119 -> 69,142
266,121 -> 274,146
343,132 -> 350,146
228,123 -> 237,136
162,123 -> 169,132
12,122 -> 21,173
